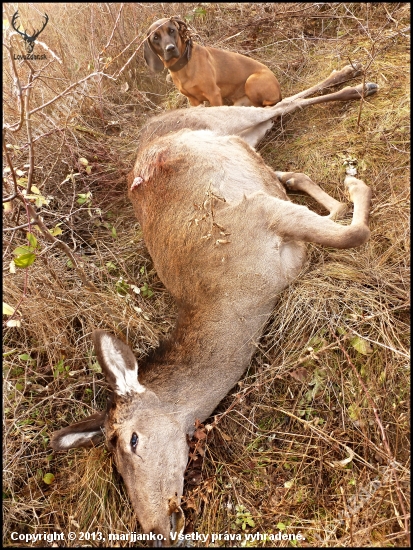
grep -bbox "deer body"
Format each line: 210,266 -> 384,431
131,126 -> 307,419
51,64 -> 376,546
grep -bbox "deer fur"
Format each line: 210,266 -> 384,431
50,64 -> 376,546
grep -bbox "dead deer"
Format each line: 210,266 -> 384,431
51,64 -> 377,546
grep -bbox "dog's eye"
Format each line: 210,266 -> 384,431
131,432 -> 139,450
169,28 -> 174,34
153,34 -> 159,41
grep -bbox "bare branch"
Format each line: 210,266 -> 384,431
24,65 -> 35,195
3,222 -> 35,232
27,71 -> 116,117
30,39 -> 62,63
112,38 -> 143,78
100,3 -> 124,56
14,193 -> 98,292
2,139 -> 19,203
3,43 -> 24,132
332,331 -> 409,541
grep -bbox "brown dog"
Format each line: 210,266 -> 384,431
144,17 -> 282,107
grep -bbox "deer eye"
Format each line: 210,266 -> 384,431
131,432 -> 139,450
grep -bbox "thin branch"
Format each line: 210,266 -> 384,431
355,66 -> 367,130
3,189 -> 33,327
332,331 -> 410,543
2,139 -> 19,202
100,3 -> 124,56
4,43 -> 24,132
24,65 -> 35,195
3,136 -> 97,291
30,39 -> 62,63
3,222 -> 34,232
27,71 -> 116,118
111,37 -> 143,78
12,193 -> 98,292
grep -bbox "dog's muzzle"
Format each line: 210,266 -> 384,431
164,44 -> 179,60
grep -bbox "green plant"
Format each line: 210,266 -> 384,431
76,191 -> 92,205
12,232 -> 40,269
140,281 -> 153,298
234,504 -> 255,531
53,359 -> 69,378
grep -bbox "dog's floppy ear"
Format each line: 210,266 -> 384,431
143,39 -> 165,73
170,17 -> 188,37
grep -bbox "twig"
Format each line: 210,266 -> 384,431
350,329 -> 410,359
30,39 -> 62,63
3,222 -> 34,232
3,189 -> 33,327
355,65 -> 367,130
331,331 -> 409,543
4,43 -> 24,132
112,38 -> 143,79
2,139 -> 19,202
24,64 -> 35,195
370,193 -> 410,215
4,143 -> 98,291
353,45 -> 378,131
100,3 -> 124,56
274,407 -> 377,471
3,38 -> 99,294
13,193 -> 98,292
26,71 -> 115,118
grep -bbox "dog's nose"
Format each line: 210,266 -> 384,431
165,44 -> 176,52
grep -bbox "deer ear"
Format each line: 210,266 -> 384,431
143,39 -> 165,73
92,330 -> 145,396
50,411 -> 106,450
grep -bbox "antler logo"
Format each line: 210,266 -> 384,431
12,10 -> 48,54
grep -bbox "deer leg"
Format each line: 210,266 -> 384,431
220,81 -> 378,147
269,82 -> 378,120
294,82 -> 378,107
261,176 -> 371,249
275,171 -> 348,220
286,63 -> 363,101
189,66 -> 377,147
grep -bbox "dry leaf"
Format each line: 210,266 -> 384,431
289,367 -> 310,383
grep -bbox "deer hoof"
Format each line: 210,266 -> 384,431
364,82 -> 379,96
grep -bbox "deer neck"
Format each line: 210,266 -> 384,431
137,301 -> 272,433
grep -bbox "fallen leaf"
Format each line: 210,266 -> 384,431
289,367 -> 310,383
328,445 -> 355,468
350,336 -> 373,355
3,302 -> 15,315
193,429 -> 207,440
218,430 -> 232,442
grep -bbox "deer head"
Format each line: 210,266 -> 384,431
51,330 -> 187,546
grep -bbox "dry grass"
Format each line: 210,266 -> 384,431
3,3 -> 410,547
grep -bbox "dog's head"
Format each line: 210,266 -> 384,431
144,17 -> 189,73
